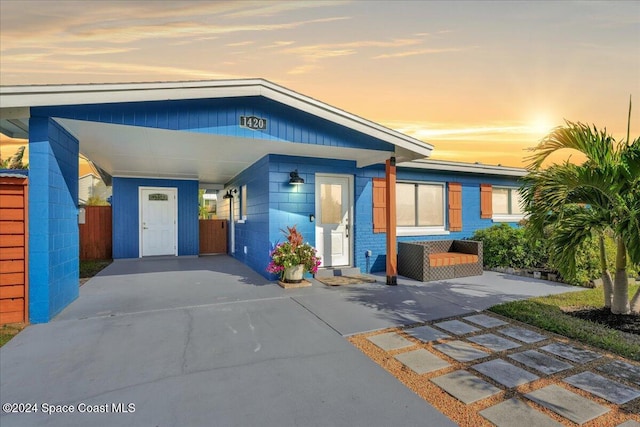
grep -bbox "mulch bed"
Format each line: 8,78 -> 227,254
564,308 -> 640,335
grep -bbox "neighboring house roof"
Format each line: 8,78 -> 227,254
0,172 -> 28,179
399,158 -> 527,177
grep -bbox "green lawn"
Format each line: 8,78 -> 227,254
0,324 -> 25,347
80,259 -> 112,278
490,284 -> 640,361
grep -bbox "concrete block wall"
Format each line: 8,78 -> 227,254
28,117 -> 79,323
111,178 -> 199,258
267,154 -> 356,247
223,155 -> 271,275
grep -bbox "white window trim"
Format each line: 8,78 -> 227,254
492,214 -> 525,223
397,226 -> 450,237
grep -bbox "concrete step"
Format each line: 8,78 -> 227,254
314,267 -> 361,278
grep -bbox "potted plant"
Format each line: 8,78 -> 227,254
267,226 -> 321,283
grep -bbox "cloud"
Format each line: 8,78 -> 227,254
373,47 -> 467,59
265,41 -> 296,48
287,64 -> 319,75
226,41 -> 255,47
0,57 -> 241,82
281,38 -> 423,74
384,120 -> 546,145
221,0 -> 350,18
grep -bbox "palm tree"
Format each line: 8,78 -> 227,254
521,120 -> 640,315
0,146 -> 27,169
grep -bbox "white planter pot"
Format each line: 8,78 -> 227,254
283,264 -> 304,283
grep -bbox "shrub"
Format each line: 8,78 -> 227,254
472,224 -> 638,286
471,223 -> 546,270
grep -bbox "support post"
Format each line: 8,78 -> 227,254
385,157 -> 397,285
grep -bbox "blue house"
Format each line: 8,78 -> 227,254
0,79 -> 526,323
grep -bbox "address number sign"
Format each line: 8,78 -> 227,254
240,115 -> 267,131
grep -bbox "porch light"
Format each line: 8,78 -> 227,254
222,189 -> 236,199
289,170 -> 304,185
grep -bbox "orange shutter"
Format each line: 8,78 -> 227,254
448,182 -> 462,232
480,184 -> 492,219
372,178 -> 387,233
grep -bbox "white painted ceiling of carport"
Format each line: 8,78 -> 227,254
57,118 -> 397,186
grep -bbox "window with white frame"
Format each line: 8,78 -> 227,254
241,185 -> 247,219
492,187 -> 524,220
396,182 -> 446,235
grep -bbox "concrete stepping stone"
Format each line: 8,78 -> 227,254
509,350 -> 573,375
479,397 -> 563,427
473,359 -> 539,388
394,349 -> 450,374
541,342 -> 602,364
463,314 -> 508,328
431,370 -> 501,404
366,332 -> 414,351
434,319 -> 479,335
597,360 -> 640,386
434,340 -> 490,362
405,325 -> 451,343
617,421 -> 640,427
525,384 -> 609,425
468,333 -> 521,352
564,371 -> 640,404
499,326 -> 547,343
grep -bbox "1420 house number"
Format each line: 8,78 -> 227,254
239,115 -> 267,130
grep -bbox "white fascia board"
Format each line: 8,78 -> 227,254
0,81 -> 264,108
398,159 -> 527,177
259,82 -> 434,157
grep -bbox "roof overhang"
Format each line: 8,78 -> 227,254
57,118 -> 397,186
0,79 -> 433,164
399,159 -> 527,177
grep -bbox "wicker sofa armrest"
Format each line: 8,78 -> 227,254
452,240 -> 482,257
419,240 -> 454,254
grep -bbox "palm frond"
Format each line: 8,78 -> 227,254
525,121 -> 617,170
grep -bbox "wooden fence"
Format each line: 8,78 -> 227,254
0,175 -> 28,325
79,206 -> 112,260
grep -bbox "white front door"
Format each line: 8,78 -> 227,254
140,187 -> 177,257
315,175 -> 352,267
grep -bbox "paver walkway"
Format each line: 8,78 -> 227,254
354,311 -> 640,427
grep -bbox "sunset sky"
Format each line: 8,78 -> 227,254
1,0 -> 638,167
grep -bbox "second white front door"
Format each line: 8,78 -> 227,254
140,187 -> 177,257
315,175 -> 352,267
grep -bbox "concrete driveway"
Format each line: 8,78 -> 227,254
0,256 -> 580,427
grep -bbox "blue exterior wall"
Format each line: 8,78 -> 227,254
222,155 -> 270,274
28,117 -> 79,323
31,98 -> 395,152
112,178 -> 199,258
220,153 -> 523,279
267,155 -> 357,252
354,165 -> 523,273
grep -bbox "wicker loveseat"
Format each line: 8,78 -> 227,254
398,240 -> 483,282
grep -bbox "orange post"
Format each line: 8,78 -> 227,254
385,157 -> 397,285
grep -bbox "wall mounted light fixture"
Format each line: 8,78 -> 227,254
289,170 -> 304,185
222,189 -> 237,199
